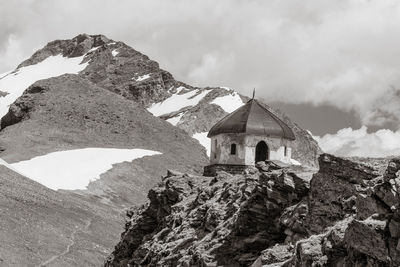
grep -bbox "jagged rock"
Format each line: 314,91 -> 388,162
253,155 -> 400,267
301,154 -> 384,234
344,217 -> 389,264
291,234 -> 328,266
1,91 -> 36,129
165,169 -> 184,179
105,165 -> 312,267
251,244 -> 293,267
106,153 -> 400,267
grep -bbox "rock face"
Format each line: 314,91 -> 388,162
105,162 -> 312,266
3,34 -> 321,167
255,154 -> 400,267
106,154 -> 400,267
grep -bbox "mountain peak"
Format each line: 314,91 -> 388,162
17,33 -> 115,68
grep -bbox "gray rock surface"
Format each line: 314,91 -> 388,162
105,163 -> 312,266
107,154 -> 400,266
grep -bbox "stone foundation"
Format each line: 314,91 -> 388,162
203,164 -> 253,176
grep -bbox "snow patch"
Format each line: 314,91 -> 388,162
192,132 -> 211,157
0,54 -> 88,118
291,158 -> 302,165
363,215 -> 387,228
147,87 -> 210,116
210,92 -> 244,113
112,49 -> 119,56
136,74 -> 151,81
87,46 -> 101,53
10,148 -> 161,190
219,86 -> 231,90
166,113 -> 184,126
0,71 -> 12,79
0,158 -> 28,177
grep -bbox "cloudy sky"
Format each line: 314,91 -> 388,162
2,0 -> 400,157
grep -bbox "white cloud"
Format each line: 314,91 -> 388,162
313,126 -> 400,157
2,0 -> 400,127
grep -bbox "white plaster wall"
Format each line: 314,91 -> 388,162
269,146 -> 292,164
210,134 -> 247,165
210,133 -> 293,165
244,135 -> 293,165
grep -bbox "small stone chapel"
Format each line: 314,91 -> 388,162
204,97 -> 296,176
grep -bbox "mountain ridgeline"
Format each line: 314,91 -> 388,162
2,33 -> 321,167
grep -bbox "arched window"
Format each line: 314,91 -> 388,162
230,144 -> 237,155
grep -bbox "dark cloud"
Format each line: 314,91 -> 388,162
2,0 -> 400,131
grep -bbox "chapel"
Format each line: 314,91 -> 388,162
204,97 -> 296,175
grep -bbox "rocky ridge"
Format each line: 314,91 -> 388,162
105,154 -> 400,266
105,161 -> 312,266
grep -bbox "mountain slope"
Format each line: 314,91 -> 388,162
0,74 -> 207,205
0,163 -> 122,267
2,34 -> 321,167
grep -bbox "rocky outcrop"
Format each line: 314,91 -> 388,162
107,154 -> 400,266
1,84 -> 48,129
105,163 -> 312,266
255,154 -> 400,266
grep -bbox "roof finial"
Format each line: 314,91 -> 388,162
252,88 -> 256,99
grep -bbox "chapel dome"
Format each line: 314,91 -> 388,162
207,98 -> 296,140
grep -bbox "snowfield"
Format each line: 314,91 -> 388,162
0,158 -> 28,177
192,132 -> 211,156
211,91 -> 244,113
136,74 -> 151,81
112,49 -> 119,56
166,113 -> 184,126
87,46 -> 101,53
0,54 -> 88,118
147,87 -> 210,116
290,158 -> 302,165
9,148 -> 161,190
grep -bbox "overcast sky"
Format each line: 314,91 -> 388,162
2,0 -> 400,156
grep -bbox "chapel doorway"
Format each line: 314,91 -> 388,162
255,141 -> 269,163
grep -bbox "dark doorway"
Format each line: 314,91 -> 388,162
255,141 -> 269,162
231,144 -> 237,155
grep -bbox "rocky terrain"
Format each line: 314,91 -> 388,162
105,154 -> 400,266
0,34 -> 322,266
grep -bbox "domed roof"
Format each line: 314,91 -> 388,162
208,99 -> 295,140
